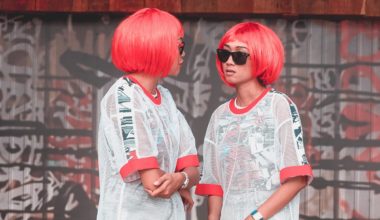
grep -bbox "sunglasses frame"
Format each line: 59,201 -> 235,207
179,38 -> 185,56
216,49 -> 250,65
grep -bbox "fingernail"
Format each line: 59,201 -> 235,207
154,181 -> 159,185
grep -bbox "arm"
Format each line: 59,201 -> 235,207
245,95 -> 313,220
108,82 -> 162,184
245,176 -> 307,220
138,168 -> 165,192
208,195 -> 223,220
147,110 -> 200,198
195,112 -> 224,218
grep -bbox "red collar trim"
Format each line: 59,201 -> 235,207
124,75 -> 161,105
229,88 -> 270,114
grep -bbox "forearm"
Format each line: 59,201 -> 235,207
208,195 -> 222,220
181,166 -> 200,189
138,168 -> 165,191
256,176 -> 308,219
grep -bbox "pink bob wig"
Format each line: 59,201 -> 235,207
216,22 -> 284,86
112,8 -> 184,77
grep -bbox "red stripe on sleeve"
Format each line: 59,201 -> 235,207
195,184 -> 223,197
280,164 -> 313,184
175,154 -> 200,172
119,156 -> 159,180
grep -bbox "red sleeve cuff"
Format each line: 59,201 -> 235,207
119,156 -> 159,180
175,154 -> 200,172
195,184 -> 223,197
280,164 -> 313,184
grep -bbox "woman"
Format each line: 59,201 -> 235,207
97,8 -> 200,220
195,22 -> 313,220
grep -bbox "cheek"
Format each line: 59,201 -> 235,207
239,65 -> 253,78
169,58 -> 181,75
222,63 -> 228,72
172,57 -> 179,67
243,63 -> 253,75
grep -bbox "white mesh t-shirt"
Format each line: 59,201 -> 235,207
196,88 -> 313,220
97,76 -> 199,220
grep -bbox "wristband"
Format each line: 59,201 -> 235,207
250,209 -> 264,220
180,171 -> 189,189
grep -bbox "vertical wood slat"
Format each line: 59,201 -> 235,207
292,0 -> 365,16
217,0 -> 253,13
1,0 -> 35,11
109,0 -> 144,13
72,0 -> 89,12
252,0 -> 293,14
145,0 -> 181,13
88,0 -> 109,12
365,0 -> 380,17
180,0 -> 217,13
35,0 -> 73,12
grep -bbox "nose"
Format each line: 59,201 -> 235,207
225,54 -> 234,65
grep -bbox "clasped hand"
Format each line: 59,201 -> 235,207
144,172 -> 193,211
145,172 -> 183,198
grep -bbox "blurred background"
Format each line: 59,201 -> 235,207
1,0 -> 380,219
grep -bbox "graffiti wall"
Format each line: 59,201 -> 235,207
0,14 -> 379,220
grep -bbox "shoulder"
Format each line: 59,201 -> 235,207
209,100 -> 230,120
157,84 -> 172,98
157,84 -> 178,108
269,89 -> 296,109
100,78 -> 125,103
102,77 -> 136,97
269,89 -> 301,124
102,77 -> 141,107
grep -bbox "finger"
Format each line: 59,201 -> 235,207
144,188 -> 154,196
187,202 -> 193,212
186,199 -> 193,212
154,174 -> 169,186
184,195 -> 193,211
151,180 -> 170,197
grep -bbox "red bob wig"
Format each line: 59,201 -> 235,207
112,8 -> 184,77
216,22 -> 284,86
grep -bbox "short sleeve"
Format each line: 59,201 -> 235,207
274,94 -> 313,185
101,81 -> 159,182
175,110 -> 200,172
195,113 -> 223,197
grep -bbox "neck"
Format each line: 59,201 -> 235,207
235,78 -> 266,107
128,73 -> 160,94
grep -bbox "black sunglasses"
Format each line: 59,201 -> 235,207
216,49 -> 250,65
179,38 -> 185,55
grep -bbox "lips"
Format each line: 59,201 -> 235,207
225,69 -> 236,76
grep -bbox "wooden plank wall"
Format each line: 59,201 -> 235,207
1,0 -> 380,17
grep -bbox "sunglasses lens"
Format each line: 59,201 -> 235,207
179,38 -> 185,55
232,52 -> 248,65
217,49 -> 249,65
217,49 -> 230,62
179,46 -> 184,55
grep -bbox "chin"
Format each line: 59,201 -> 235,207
224,76 -> 237,84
